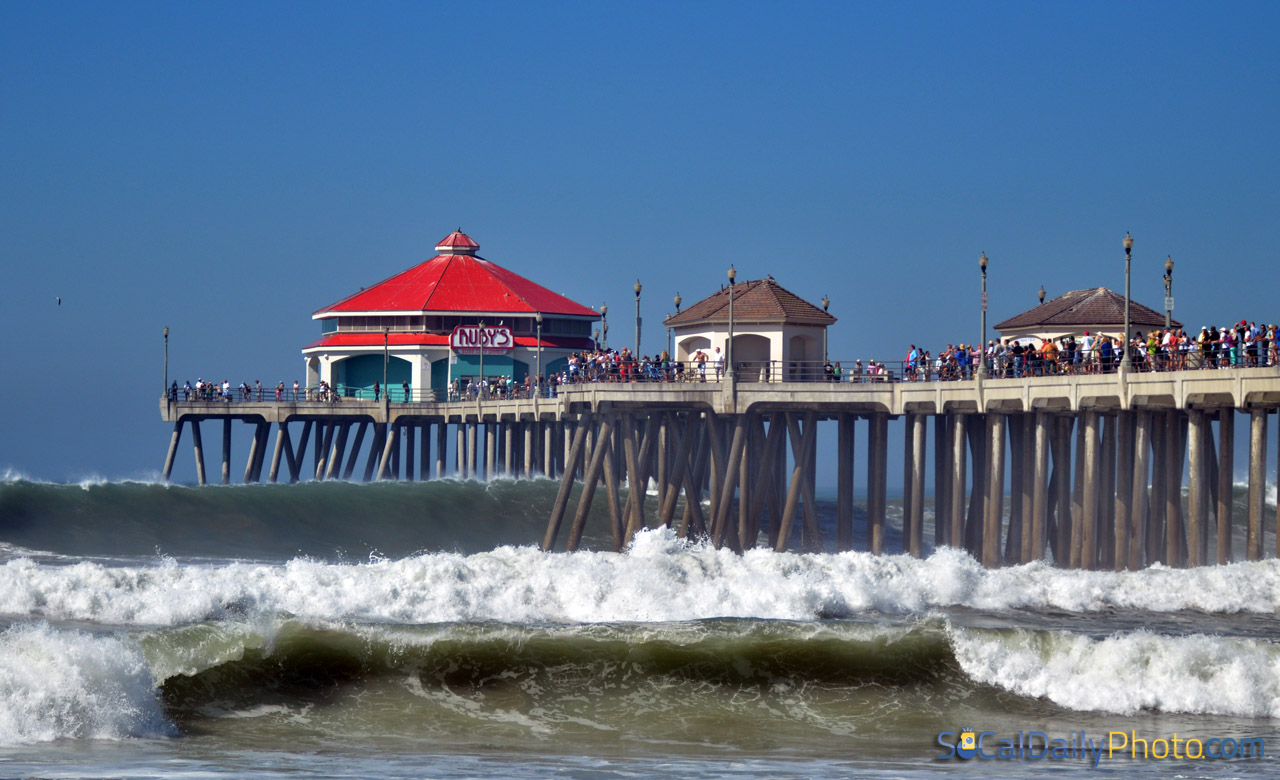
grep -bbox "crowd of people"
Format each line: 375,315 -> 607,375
172,378 -> 301,401
899,321 -> 1279,381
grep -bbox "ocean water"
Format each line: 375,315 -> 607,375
1,476 -> 1278,778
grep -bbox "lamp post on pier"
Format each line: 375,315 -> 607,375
1163,255 -> 1174,330
634,280 -> 642,358
821,295 -> 830,363
726,265 -> 736,382
670,291 -> 681,357
977,252 -> 988,379
1121,232 -> 1133,371
535,312 -> 543,395
478,320 -> 485,393
382,326 -> 389,405
601,303 -> 608,350
163,326 -> 169,399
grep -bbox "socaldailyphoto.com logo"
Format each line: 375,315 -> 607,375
937,728 -> 1264,768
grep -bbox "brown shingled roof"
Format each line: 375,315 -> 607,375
995,287 -> 1180,331
663,279 -> 836,327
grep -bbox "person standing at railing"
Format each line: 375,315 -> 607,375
402,380 -> 409,402
712,347 -> 723,381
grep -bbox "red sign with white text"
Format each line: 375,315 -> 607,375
450,325 -> 514,354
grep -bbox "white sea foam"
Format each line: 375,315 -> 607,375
4,529 -> 1280,627
0,623 -> 173,744
952,626 -> 1280,717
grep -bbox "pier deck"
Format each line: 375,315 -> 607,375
159,366 -> 1280,570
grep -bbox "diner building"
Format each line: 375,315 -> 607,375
303,229 -> 598,399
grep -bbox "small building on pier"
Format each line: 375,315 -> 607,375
663,279 -> 835,381
303,229 -> 598,398
995,287 -> 1181,345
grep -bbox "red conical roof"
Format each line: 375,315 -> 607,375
314,230 -> 597,317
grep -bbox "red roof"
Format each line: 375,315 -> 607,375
315,230 -> 598,318
303,333 -> 596,350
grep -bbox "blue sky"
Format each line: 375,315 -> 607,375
2,1 -> 1279,483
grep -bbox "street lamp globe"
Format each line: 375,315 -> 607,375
1038,285 -> 1046,304
674,292 -> 682,312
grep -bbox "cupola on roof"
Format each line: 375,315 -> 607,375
434,228 -> 480,255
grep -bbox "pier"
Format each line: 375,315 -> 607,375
160,365 -> 1280,569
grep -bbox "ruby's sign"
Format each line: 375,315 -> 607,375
450,325 -> 514,354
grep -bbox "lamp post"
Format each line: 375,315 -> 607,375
478,320 -> 485,392
1163,255 -> 1174,330
726,265 -> 736,382
535,312 -> 543,396
163,326 -> 169,399
634,279 -> 642,358
1121,232 -> 1133,371
1038,286 -> 1046,305
977,252 -> 988,379
821,295 -> 830,363
601,303 -> 608,350
671,292 -> 681,358
382,327 -> 389,403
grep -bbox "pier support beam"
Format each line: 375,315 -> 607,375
1187,409 -> 1208,566
269,422 -> 288,483
1165,410 -> 1186,567
1114,412 -> 1133,570
405,425 -> 416,481
486,423 -> 496,481
1217,408 -> 1234,564
436,422 -> 447,480
950,413 -> 967,550
934,414 -> 950,549
504,422 -> 514,477
468,422 -> 479,480
221,418 -> 231,485
191,420 -> 207,486
867,413 -> 888,554
1129,412 -> 1151,570
837,413 -> 855,551
1080,411 -> 1100,570
162,421 -> 183,482
909,413 -> 926,558
376,424 -> 399,481
1030,412 -> 1050,563
343,422 -> 368,481
542,412 -> 593,551
983,413 -> 1005,568
1247,408 -> 1267,561
362,424 -> 383,482
544,422 -> 554,478
566,414 -> 616,552
248,421 -> 269,483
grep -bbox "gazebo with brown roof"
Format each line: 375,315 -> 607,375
995,287 -> 1181,345
662,278 -> 835,380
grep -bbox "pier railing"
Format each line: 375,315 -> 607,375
165,352 -> 1280,405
